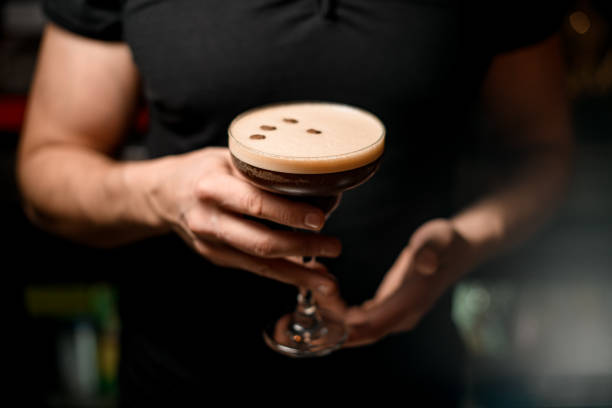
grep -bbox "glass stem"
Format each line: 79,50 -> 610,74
297,255 -> 320,319
289,257 -> 326,343
292,286 -> 325,343
297,287 -> 318,317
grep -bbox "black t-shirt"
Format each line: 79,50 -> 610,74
43,0 -> 566,403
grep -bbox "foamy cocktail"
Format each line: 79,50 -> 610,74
228,101 -> 385,357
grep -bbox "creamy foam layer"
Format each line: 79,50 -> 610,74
228,102 -> 385,174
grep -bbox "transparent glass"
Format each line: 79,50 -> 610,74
262,195 -> 346,357
228,101 -> 385,357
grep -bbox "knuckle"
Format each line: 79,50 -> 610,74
241,191 -> 264,218
184,206 -> 221,238
186,212 -> 218,238
251,236 -> 275,257
195,178 -> 215,201
275,207 -> 296,226
210,223 -> 223,240
183,212 -> 199,233
315,279 -> 340,297
202,146 -> 218,155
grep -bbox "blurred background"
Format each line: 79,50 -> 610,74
3,1 -> 611,406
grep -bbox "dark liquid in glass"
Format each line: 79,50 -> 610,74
231,155 -> 381,213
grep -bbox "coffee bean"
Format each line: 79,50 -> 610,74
260,125 -> 276,131
283,118 -> 299,124
307,129 -> 322,134
249,134 -> 266,140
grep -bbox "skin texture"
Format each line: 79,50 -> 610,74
17,24 -> 341,295
17,24 -> 573,348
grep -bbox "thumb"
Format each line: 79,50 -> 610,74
408,219 -> 452,276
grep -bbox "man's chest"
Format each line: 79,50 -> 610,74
122,0 -> 463,118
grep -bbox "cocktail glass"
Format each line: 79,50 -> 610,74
228,102 -> 385,357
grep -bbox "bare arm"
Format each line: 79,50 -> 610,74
17,24 -> 343,295
345,34 -> 575,346
452,33 -> 574,261
17,24 -> 163,245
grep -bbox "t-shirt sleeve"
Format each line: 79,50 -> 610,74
479,1 -> 571,55
43,0 -> 123,41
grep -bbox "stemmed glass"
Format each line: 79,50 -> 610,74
228,101 -> 385,357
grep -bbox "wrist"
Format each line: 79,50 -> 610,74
117,156 -> 175,233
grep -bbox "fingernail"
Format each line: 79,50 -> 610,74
317,284 -> 333,296
304,212 -> 324,229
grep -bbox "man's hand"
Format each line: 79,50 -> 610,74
343,219 -> 476,347
148,147 -> 343,294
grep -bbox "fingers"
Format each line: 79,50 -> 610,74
190,238 -> 339,294
314,291 -> 347,319
344,269 -> 450,348
196,173 -> 327,231
185,205 -> 342,258
309,262 -> 347,317
342,223 -> 452,347
344,288 -> 418,348
343,246 -> 419,347
407,219 -> 454,276
372,243 -> 437,303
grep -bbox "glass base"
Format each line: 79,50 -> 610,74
263,309 -> 348,358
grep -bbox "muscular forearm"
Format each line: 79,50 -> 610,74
451,147 -> 573,264
17,145 -> 171,247
449,32 -> 577,266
